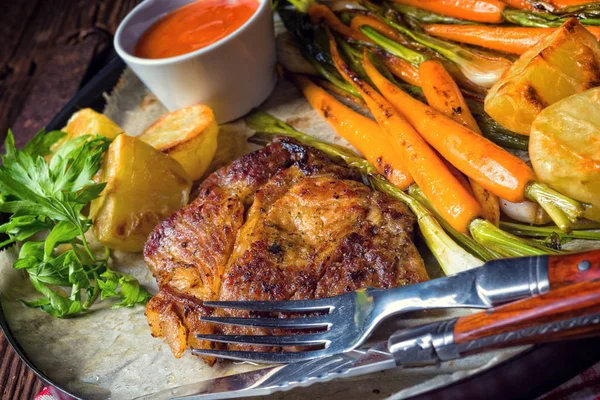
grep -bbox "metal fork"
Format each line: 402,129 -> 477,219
192,250 -> 600,363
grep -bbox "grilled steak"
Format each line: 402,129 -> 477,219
144,138 -> 428,360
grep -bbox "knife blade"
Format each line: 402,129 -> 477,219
157,278 -> 600,400
159,343 -> 396,400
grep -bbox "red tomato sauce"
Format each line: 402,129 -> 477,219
135,0 -> 259,59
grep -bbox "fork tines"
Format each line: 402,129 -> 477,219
199,315 -> 332,329
193,294 -> 354,363
202,299 -> 334,313
191,347 -> 334,363
195,332 -> 330,346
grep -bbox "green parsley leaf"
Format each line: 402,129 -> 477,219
116,275 -> 152,308
97,270 -> 152,307
0,215 -> 51,247
20,297 -> 51,308
23,129 -> 65,157
0,128 -> 150,318
44,221 -> 79,259
97,269 -> 120,299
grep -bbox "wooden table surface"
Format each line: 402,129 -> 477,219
0,1 -> 139,398
2,2 -> 599,400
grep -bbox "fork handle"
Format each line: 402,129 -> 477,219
471,249 -> 600,306
388,279 -> 600,366
547,250 -> 600,289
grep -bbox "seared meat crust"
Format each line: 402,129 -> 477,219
144,138 -> 428,359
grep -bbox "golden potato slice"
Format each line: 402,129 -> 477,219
485,18 -> 600,135
138,105 -> 218,181
529,87 -> 600,216
52,108 -> 123,152
89,135 -> 192,252
584,204 -> 600,223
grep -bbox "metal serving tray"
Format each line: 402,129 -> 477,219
1,55 -> 600,400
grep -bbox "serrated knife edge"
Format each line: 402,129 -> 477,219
165,343 -> 395,400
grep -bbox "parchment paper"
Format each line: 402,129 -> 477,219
2,63 -> 598,400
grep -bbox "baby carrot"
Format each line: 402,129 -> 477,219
502,0 -> 534,9
505,0 -> 597,10
330,36 -> 483,233
379,52 -> 422,86
363,54 -> 536,203
550,0 -> 597,8
506,0 -> 596,10
423,24 -> 600,54
390,0 -> 506,23
419,60 -> 501,226
292,74 -> 414,189
419,60 -> 481,133
308,4 -> 369,42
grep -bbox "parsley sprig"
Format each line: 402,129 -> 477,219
0,130 -> 151,317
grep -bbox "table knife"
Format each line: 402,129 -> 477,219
156,278 -> 600,400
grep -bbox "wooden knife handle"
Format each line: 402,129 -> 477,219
548,250 -> 600,289
454,278 -> 600,345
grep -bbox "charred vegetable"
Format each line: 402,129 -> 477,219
329,38 -> 558,255
485,18 -> 600,135
380,10 -> 512,88
51,108 -> 123,153
390,0 -> 505,23
356,46 -> 584,232
423,24 -> 600,55
529,87 -> 600,221
138,104 -> 218,181
503,7 -> 600,27
418,60 -> 501,226
90,135 -> 192,252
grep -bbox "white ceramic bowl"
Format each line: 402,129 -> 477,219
114,0 -> 277,123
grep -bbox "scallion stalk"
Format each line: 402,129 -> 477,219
500,222 -> 600,241
381,14 -> 512,88
310,56 -> 362,97
359,25 -> 428,65
407,186 -> 554,256
389,2 -> 476,25
525,182 -> 586,232
469,218 -> 561,257
503,9 -> 600,27
408,185 -> 499,261
372,177 -> 484,274
466,99 -> 529,151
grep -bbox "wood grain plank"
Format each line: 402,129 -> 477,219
10,36 -> 104,148
0,2 -> 41,68
0,342 -> 21,400
0,332 -> 49,400
0,0 -> 140,145
0,0 -> 76,144
0,2 -> 139,398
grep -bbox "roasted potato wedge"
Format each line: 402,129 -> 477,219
89,135 -> 192,252
138,105 -> 218,181
530,87 -> 600,217
485,18 -> 600,135
52,108 -> 123,152
585,204 -> 600,223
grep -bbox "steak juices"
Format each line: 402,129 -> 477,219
135,0 -> 259,59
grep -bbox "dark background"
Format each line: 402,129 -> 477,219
0,1 -> 139,397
